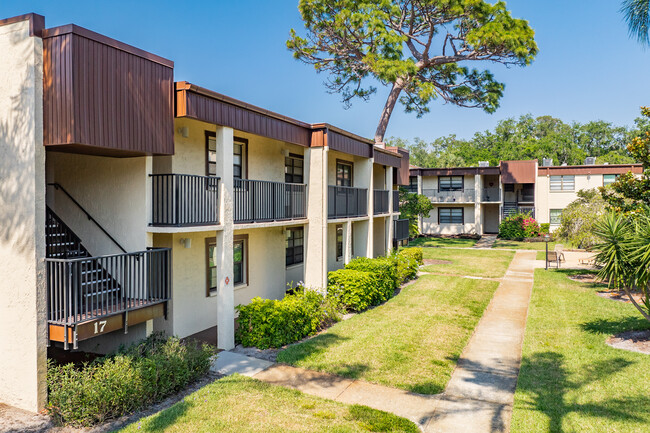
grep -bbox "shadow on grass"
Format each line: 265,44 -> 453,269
517,351 -> 648,432
408,237 -> 477,248
136,400 -> 192,432
580,317 -> 650,336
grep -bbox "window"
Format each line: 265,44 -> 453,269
206,238 -> 217,296
408,176 -> 418,192
603,174 -> 618,186
336,224 -> 343,259
549,175 -> 575,191
439,176 -> 463,191
550,209 -> 563,225
233,235 -> 247,286
285,154 -> 304,184
439,207 -> 464,224
336,161 -> 353,187
233,137 -> 247,179
206,133 -> 217,176
286,227 -> 304,266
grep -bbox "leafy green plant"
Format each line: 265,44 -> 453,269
46,334 -> 214,427
555,189 -> 606,249
594,211 -> 650,322
327,269 -> 387,312
398,189 -> 434,238
394,248 -> 423,283
540,223 -> 550,234
236,288 -> 340,349
345,256 -> 398,290
498,213 -> 541,240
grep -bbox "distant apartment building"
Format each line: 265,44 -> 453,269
0,14 -> 410,412
409,159 -> 642,235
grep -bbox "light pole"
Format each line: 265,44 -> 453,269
544,233 -> 550,270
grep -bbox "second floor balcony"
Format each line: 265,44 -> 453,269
234,179 -> 307,224
481,188 -> 501,202
328,185 -> 368,219
423,188 -> 475,203
150,174 -> 220,227
373,190 -> 390,215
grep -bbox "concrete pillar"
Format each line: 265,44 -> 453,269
474,175 -> 482,235
417,174 -> 423,234
344,220 -> 352,264
387,167 -> 395,253
356,158 -> 373,256
215,127 -> 234,350
304,147 -> 328,288
0,16 -> 47,412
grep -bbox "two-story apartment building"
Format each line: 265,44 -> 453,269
0,14 -> 409,412
410,159 -> 643,235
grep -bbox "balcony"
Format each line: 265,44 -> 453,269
328,185 -> 368,219
394,219 -> 410,241
373,190 -> 390,215
481,188 -> 501,202
423,189 -> 475,203
393,190 -> 400,212
150,174 -> 220,226
234,179 -> 307,224
46,249 -> 171,350
502,203 -> 535,219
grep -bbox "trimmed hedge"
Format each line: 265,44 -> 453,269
345,256 -> 399,290
47,334 -> 214,427
236,288 -> 339,349
395,248 -> 423,283
327,269 -> 389,312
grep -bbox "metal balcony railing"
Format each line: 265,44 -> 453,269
481,188 -> 501,202
234,179 -> 307,223
392,190 -> 400,212
150,174 -> 220,226
328,185 -> 368,218
373,190 -> 390,215
394,219 -> 410,241
423,188 -> 476,203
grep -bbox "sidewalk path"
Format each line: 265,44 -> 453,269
473,235 -> 497,249
424,250 -> 536,433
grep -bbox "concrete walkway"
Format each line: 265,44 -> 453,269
212,250 -> 537,432
473,234 -> 497,249
424,250 -> 536,433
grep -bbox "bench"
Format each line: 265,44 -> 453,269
554,244 -> 566,262
546,251 -> 560,268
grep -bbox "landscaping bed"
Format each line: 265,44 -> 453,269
511,269 -> 650,432
277,274 -> 499,394
117,374 -> 419,433
420,248 -> 515,278
408,234 -> 479,248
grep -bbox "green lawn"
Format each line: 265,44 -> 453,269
493,239 -> 557,250
420,248 -> 515,278
278,275 -> 499,394
407,236 -> 478,248
118,375 -> 418,433
511,269 -> 650,433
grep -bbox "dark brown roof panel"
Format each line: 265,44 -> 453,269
500,160 -> 537,184
374,148 -> 402,169
411,166 -> 500,176
327,130 -> 372,158
387,146 -> 410,185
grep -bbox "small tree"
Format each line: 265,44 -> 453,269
288,0 -> 538,143
594,211 -> 650,323
398,189 -> 433,237
555,189 -> 606,249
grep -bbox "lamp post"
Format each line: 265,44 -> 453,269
544,233 -> 550,270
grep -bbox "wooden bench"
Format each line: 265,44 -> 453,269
546,251 -> 560,268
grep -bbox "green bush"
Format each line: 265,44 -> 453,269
327,269 -> 389,312
47,334 -> 213,427
394,248 -> 423,283
236,288 -> 339,349
540,223 -> 550,234
498,213 -> 541,240
345,256 -> 399,290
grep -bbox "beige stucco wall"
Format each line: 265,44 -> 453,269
373,163 -> 388,190
535,174 -> 606,225
0,19 -> 47,412
372,216 -> 387,257
422,204 -> 476,235
421,174 -> 475,192
305,147 -> 328,288
326,222 -> 346,273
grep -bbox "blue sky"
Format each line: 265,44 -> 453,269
3,1 -> 649,142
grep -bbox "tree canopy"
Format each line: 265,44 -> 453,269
288,0 -> 538,143
621,0 -> 650,45
389,114 -> 645,168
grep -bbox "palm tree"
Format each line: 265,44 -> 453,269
621,0 -> 650,45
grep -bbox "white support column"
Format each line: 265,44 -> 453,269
417,174 -> 423,233
344,220 -> 352,264
356,158 -> 373,257
474,174 -> 482,235
386,167 -> 395,253
304,147 -> 329,288
0,17 -> 46,412
215,126 -> 235,350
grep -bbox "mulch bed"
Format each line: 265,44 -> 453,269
423,259 -> 453,265
606,329 -> 650,355
596,290 -> 645,305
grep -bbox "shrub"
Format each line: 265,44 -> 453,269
236,288 -> 339,349
345,256 -> 399,290
540,223 -> 550,234
327,269 -> 388,312
498,213 -> 541,240
556,189 -> 606,248
47,334 -> 213,427
394,248 -> 423,283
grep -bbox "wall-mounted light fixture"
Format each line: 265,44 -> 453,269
281,149 -> 290,157
180,238 -> 192,249
177,126 -> 189,138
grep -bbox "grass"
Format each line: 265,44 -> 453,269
493,239 -> 557,250
278,275 -> 499,394
511,269 -> 650,433
420,248 -> 515,278
117,375 -> 418,433
407,236 -> 478,248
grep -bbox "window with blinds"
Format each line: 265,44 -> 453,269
439,207 -> 464,224
549,175 -> 575,191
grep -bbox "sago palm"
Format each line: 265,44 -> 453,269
621,0 -> 650,45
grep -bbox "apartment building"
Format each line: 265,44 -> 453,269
410,159 -> 643,235
0,14 -> 410,412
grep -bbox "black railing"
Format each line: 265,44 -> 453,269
423,188 -> 476,203
46,249 -> 171,342
392,190 -> 400,212
502,203 -> 535,219
394,219 -> 410,241
481,188 -> 501,202
46,207 -> 89,259
234,179 -> 306,223
374,190 -> 390,215
150,174 -> 220,226
328,186 -> 368,219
